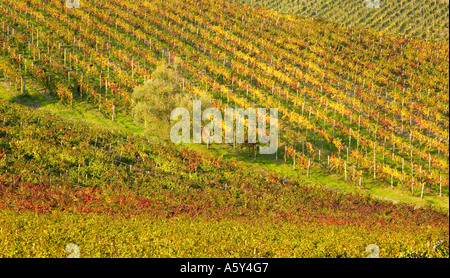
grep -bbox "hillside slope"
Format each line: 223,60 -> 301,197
0,0 -> 448,202
0,100 -> 448,257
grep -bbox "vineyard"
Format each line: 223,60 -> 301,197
0,0 -> 448,257
0,101 -> 448,257
235,0 -> 450,40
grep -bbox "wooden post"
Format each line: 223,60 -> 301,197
401,158 -> 404,192
420,182 -> 425,199
327,155 -> 330,172
359,171 -> 362,189
233,127 -> 236,149
293,150 -> 296,170
357,131 -> 360,151
346,147 -> 349,163
419,165 -> 422,187
344,161 -> 347,181
358,115 -> 361,131
373,142 -> 376,179
307,160 -> 311,177
428,153 -> 432,192
391,151 -> 395,188
77,164 -> 80,184
348,134 -> 351,151
112,105 -> 115,121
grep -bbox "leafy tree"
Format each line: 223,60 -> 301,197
132,63 -> 192,142
132,63 -> 211,142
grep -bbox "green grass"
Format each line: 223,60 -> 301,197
0,83 -> 14,101
39,100 -> 144,135
0,80 -> 144,135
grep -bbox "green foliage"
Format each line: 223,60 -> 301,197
131,63 -> 211,142
132,64 -> 189,141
